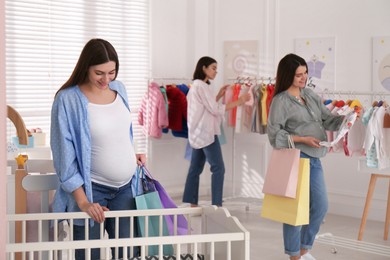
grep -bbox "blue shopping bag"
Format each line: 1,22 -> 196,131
135,191 -> 173,255
133,166 -> 173,256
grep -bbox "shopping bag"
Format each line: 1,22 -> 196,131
142,166 -> 189,236
153,180 -> 189,235
133,165 -> 173,255
261,158 -> 310,226
135,191 -> 174,255
131,166 -> 156,197
262,135 -> 300,198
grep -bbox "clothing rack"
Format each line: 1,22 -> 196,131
315,90 -> 390,108
149,77 -> 192,84
228,76 -> 276,85
316,90 -> 390,97
226,75 -> 275,201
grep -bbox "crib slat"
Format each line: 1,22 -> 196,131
123,245 -> 128,260
227,240 -> 231,260
158,244 -> 163,259
105,247 -> 110,260
69,219 -> 73,240
145,215 -> 149,256
38,220 -> 42,260
174,214 -> 178,235
176,242 -> 181,257
86,247 -> 90,260
115,216 -> 119,257
159,215 -> 163,236
210,241 -> 215,260
130,216 -> 134,257
53,219 -> 58,260
194,242 -> 198,260
84,218 -> 89,240
22,220 -> 27,260
100,221 -> 104,240
140,245 -> 146,259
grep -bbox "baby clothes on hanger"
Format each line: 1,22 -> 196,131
320,109 -> 358,148
363,104 -> 389,169
138,81 -> 169,138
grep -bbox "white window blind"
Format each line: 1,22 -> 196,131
5,0 -> 149,153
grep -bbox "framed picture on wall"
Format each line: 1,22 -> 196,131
294,37 -> 336,92
223,40 -> 259,83
372,36 -> 390,92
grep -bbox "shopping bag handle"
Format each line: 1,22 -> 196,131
288,135 -> 295,149
139,163 -> 154,180
135,165 -> 141,196
134,164 -> 156,196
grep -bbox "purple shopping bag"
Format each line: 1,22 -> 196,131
153,180 -> 189,235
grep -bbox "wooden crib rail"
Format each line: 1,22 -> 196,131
7,207 -> 250,260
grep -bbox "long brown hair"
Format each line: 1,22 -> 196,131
55,38 -> 119,96
274,53 -> 308,97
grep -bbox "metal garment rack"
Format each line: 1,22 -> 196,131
316,90 -> 390,98
316,90 -> 390,95
318,89 -> 390,242
149,77 -> 192,85
228,76 -> 275,85
226,76 -> 275,205
315,90 -> 390,108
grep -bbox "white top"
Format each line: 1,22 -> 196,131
88,95 -> 137,187
363,106 -> 390,169
187,79 -> 226,149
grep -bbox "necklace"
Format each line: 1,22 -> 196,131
295,96 -> 303,103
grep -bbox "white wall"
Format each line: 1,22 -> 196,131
1,0 -> 7,257
277,0 -> 390,93
149,0 -> 390,221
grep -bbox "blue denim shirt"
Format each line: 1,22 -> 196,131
50,80 -> 133,225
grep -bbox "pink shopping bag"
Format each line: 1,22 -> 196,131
262,135 -> 301,198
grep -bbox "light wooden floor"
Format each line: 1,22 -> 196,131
182,197 -> 390,260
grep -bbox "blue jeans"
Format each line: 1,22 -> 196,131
284,153 -> 328,256
183,136 -> 225,206
73,181 -> 139,260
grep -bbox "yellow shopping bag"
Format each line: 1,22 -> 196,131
261,158 -> 310,226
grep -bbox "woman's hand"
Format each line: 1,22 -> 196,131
301,136 -> 321,148
136,153 -> 147,165
73,187 -> 109,223
79,201 -> 109,223
216,84 -> 230,101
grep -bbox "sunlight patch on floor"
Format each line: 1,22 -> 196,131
316,232 -> 390,258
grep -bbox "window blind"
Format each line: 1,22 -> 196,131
5,0 -> 149,154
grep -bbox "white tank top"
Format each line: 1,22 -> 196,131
88,95 -> 137,187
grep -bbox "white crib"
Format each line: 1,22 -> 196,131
6,158 -> 249,260
6,206 -> 250,260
